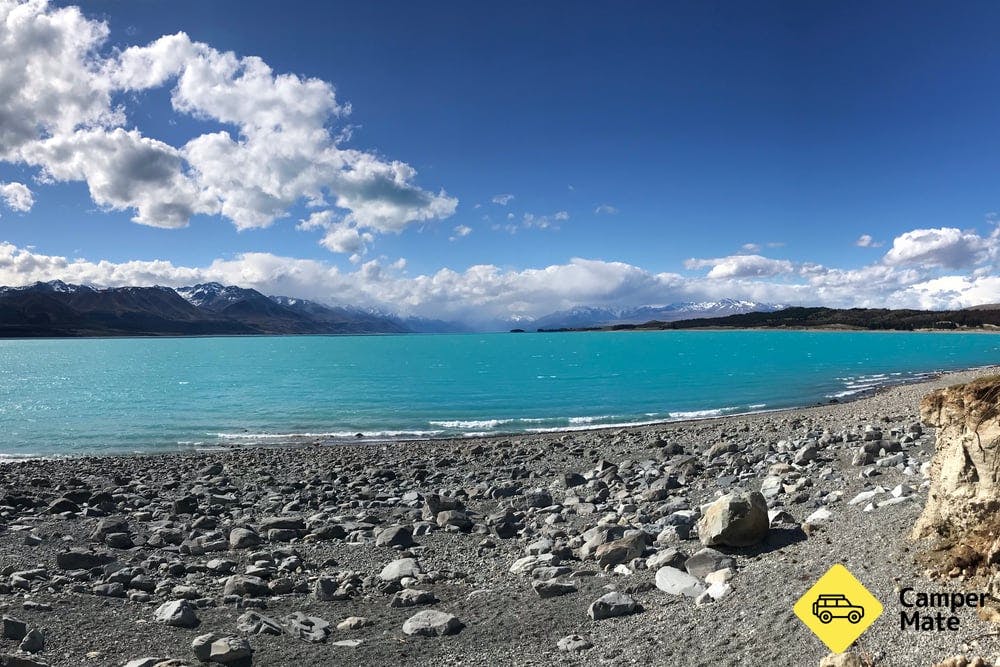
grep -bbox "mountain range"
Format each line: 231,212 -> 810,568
0,281 -> 403,337
0,281 -> 785,337
529,299 -> 782,330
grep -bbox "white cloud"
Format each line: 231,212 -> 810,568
320,224 -> 371,255
685,254 -> 796,279
24,128 -> 205,227
855,234 -> 883,248
741,243 -> 761,253
0,0 -> 120,158
594,204 -> 618,215
491,194 -> 514,206
297,211 -> 372,255
518,211 -> 568,231
882,227 -> 992,268
5,231 -> 1000,322
449,224 -> 472,241
0,181 -> 33,212
898,275 -> 1000,310
0,1 -> 456,244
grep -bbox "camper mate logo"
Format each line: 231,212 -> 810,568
794,564 -> 883,653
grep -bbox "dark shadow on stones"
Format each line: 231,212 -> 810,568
716,526 -> 808,557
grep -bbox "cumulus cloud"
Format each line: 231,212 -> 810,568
0,1 -> 456,243
855,234 -> 883,248
685,254 -> 796,279
882,227 -> 992,268
595,204 -> 618,215
449,224 -> 472,241
898,275 -> 1000,310
297,211 -> 372,256
491,194 -> 514,206
0,181 -> 33,212
4,232 -> 1000,322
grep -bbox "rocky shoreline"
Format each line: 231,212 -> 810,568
3,368 -> 1000,666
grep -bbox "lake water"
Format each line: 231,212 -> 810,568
0,330 -> 998,457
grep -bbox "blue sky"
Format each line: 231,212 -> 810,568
2,0 -> 1000,319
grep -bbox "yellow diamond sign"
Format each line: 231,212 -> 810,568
794,563 -> 883,653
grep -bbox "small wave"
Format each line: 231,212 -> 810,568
748,403 -> 766,409
0,452 -> 62,462
826,389 -> 870,399
526,418 -> 665,434
668,406 -> 739,419
429,419 -> 513,429
567,415 -> 613,424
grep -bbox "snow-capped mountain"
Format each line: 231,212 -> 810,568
270,296 -> 409,334
175,282 -> 260,311
532,299 -> 783,330
0,280 -> 94,295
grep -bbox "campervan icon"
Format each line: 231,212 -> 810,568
812,594 -> 865,624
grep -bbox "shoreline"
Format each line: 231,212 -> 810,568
3,362 -> 996,463
1,364 -> 999,665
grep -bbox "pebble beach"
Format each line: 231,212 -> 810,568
2,367 -> 1000,667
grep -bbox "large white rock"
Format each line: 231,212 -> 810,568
847,488 -> 884,506
655,566 -> 706,598
153,600 -> 198,628
401,609 -> 463,636
379,558 -> 423,582
805,507 -> 831,524
696,490 -> 769,547
586,592 -> 637,620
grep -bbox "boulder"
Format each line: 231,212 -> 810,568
532,579 -> 577,598
222,575 -> 269,597
19,629 -> 43,654
228,528 -> 261,550
389,589 -> 436,608
282,612 -> 331,643
375,525 -> 413,548
192,633 -> 221,661
557,634 -> 593,652
655,566 -> 706,598
55,549 -> 114,570
380,558 -> 423,582
208,636 -> 253,665
401,610 -> 463,637
236,611 -> 284,636
337,617 -> 371,631
153,600 -> 199,628
696,490 -> 769,547
1,617 -> 27,641
683,548 -> 735,579
587,592 -> 638,620
595,533 -> 647,569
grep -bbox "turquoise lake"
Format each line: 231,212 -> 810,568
0,330 -> 998,457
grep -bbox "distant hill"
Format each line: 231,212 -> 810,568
270,296 -> 409,334
0,281 -> 251,337
0,281 -> 412,337
530,299 -> 782,330
552,306 -> 1000,332
176,283 -> 325,334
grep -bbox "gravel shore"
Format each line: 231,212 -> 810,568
2,367 -> 1000,667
